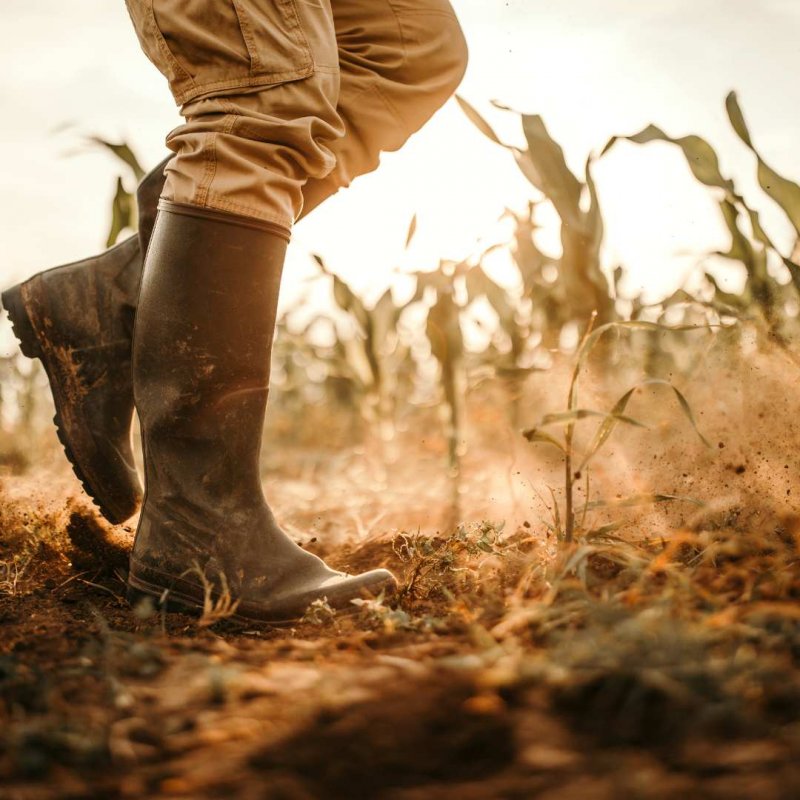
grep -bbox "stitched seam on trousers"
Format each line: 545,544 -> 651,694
174,69 -> 316,104
203,191 -> 294,228
147,0 -> 196,95
193,114 -> 237,207
390,9 -> 459,18
385,0 -> 408,61
370,79 -> 413,135
192,133 -> 217,208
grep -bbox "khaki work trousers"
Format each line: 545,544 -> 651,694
124,0 -> 468,236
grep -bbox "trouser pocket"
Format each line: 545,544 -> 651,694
124,0 -> 315,105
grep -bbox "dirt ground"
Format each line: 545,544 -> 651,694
3,336 -> 800,799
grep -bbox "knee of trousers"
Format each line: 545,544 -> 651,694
365,3 -> 469,140
161,72 -> 343,232
124,0 -> 343,231
329,1 -> 468,192
400,7 -> 469,129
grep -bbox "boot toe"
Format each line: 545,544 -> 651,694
244,567 -> 398,623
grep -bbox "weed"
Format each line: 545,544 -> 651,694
301,598 -> 338,626
0,552 -> 32,596
182,562 -> 240,627
523,315 -> 712,542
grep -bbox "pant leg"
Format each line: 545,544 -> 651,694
124,0 -> 467,230
124,0 -> 343,235
299,0 -> 469,217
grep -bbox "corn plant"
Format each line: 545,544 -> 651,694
309,253 -> 410,441
85,137 -> 146,247
457,96 -> 617,334
523,315 -> 711,544
411,261 -> 467,473
602,92 -> 800,340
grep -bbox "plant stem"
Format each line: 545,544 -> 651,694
564,312 -> 598,543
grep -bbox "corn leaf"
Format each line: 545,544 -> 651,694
717,199 -> 758,265
577,378 -> 710,473
465,265 -> 516,327
583,523 -> 625,541
520,115 -> 583,226
537,408 -> 648,429
602,125 -> 735,197
726,91 -> 800,238
576,320 -> 715,377
522,429 -> 566,453
547,485 -> 563,539
405,214 -> 418,249
88,137 -> 145,181
106,176 -> 134,247
455,96 -> 510,148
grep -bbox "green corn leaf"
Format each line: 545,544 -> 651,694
602,125 -> 736,196
537,408 -> 648,429
717,199 -> 757,265
88,137 -> 145,181
577,386 -> 638,472
106,176 -> 134,247
576,320 -> 716,377
726,91 -> 800,238
522,429 -> 567,453
577,378 -> 710,473
520,115 -> 583,226
547,485 -> 563,539
654,378 -> 711,448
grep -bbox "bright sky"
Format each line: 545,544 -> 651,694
1,0 -> 799,311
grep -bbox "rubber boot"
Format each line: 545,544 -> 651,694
127,204 -> 396,623
1,160 -> 168,522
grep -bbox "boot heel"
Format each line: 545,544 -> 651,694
1,282 -> 43,359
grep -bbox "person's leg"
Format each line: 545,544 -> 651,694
2,0 -> 468,523
130,204 -> 393,620
122,0 -> 396,619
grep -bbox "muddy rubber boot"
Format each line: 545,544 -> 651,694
1,160 -> 168,523
127,203 -> 396,624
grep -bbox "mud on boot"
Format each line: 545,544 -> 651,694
128,204 -> 396,624
1,158 -> 167,523
2,237 -> 143,523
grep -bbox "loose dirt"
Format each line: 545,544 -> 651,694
3,339 -> 800,799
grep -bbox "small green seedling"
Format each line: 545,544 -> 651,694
523,315 -> 711,543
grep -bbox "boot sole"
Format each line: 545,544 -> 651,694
127,571 -> 306,627
127,565 -> 387,627
2,281 -> 136,524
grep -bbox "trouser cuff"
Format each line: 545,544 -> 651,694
157,200 -> 291,242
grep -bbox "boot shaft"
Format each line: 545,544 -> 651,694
133,204 -> 288,519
